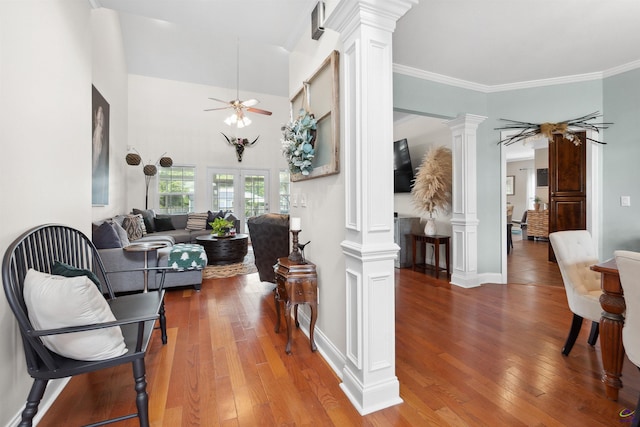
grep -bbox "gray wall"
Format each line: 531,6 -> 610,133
603,68 -> 640,255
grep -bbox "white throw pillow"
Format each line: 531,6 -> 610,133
23,269 -> 127,361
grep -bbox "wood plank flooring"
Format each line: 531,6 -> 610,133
36,244 -> 640,426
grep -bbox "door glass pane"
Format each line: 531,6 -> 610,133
244,174 -> 265,218
211,173 -> 235,211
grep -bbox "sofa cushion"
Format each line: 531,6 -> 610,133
23,269 -> 127,361
122,215 -> 144,241
133,208 -> 156,233
155,215 -> 175,232
93,222 -> 122,249
186,212 -> 208,231
110,220 -> 130,247
206,210 -> 225,229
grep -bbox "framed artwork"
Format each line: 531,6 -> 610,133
289,50 -> 340,181
506,175 -> 515,196
92,85 -> 110,205
536,168 -> 548,187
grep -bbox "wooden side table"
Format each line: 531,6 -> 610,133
410,234 -> 451,279
273,257 -> 318,354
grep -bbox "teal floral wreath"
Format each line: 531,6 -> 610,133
281,109 -> 317,175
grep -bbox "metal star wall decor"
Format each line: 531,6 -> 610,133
496,111 -> 612,146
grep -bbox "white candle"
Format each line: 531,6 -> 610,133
290,217 -> 301,231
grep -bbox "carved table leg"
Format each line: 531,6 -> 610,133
273,290 -> 281,333
309,301 -> 318,352
600,272 -> 627,400
285,301 -> 293,354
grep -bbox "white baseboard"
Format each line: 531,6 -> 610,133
296,309 -> 346,380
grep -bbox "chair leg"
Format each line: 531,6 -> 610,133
587,321 -> 599,346
19,379 -> 48,427
159,300 -> 167,345
562,313 -> 584,356
132,358 -> 150,427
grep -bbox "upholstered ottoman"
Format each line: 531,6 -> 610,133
157,244 -> 207,291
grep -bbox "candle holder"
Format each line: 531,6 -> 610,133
288,229 -> 304,264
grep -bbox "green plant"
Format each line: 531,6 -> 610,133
210,217 -> 234,236
534,196 -> 542,203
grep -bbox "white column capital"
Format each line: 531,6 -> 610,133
326,0 -> 418,37
446,113 -> 487,131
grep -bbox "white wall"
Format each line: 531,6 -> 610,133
126,75 -> 290,215
393,115 -> 452,235
288,29 -> 346,364
0,1 -> 93,425
506,159 -> 534,221
91,8 -> 130,221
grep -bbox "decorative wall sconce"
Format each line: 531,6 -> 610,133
125,149 -> 173,209
221,133 -> 259,162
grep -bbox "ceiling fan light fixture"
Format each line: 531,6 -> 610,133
224,113 -> 238,126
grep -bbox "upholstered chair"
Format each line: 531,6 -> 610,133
614,250 -> 640,427
549,230 -> 602,355
247,213 -> 289,283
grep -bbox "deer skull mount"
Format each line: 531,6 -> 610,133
221,133 -> 259,162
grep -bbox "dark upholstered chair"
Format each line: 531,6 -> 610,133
247,214 -> 289,283
2,224 -> 165,427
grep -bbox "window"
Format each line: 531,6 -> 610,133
157,166 -> 195,213
279,170 -> 290,214
210,173 -> 235,211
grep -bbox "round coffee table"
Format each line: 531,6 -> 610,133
196,234 -> 249,265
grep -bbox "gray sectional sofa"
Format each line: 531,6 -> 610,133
92,210 -> 239,293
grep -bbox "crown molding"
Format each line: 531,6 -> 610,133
394,60 -> 640,93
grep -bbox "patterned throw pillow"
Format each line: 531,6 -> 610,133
186,212 -> 208,231
122,215 -> 144,241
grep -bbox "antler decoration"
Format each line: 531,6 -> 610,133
221,133 -> 259,162
496,112 -> 612,146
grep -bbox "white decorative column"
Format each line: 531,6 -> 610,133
325,0 -> 417,415
446,114 -> 486,288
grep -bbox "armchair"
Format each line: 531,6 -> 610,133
2,224 -> 164,426
549,230 -> 602,355
247,213 -> 289,283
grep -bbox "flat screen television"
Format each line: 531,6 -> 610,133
393,138 -> 414,193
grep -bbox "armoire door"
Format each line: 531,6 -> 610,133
548,131 -> 587,261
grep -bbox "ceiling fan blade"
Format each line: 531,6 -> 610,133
204,106 -> 233,111
247,107 -> 273,116
242,99 -> 259,107
208,97 -> 232,105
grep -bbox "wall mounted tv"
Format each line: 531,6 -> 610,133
394,138 -> 414,193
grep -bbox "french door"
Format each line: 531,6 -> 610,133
207,168 -> 270,233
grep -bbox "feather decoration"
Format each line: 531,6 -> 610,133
411,146 -> 453,217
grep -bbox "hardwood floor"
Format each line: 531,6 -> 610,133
37,254 -> 640,426
508,232 -> 563,287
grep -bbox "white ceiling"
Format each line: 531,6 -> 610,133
95,0 -> 640,95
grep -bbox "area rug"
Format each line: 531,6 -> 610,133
202,250 -> 257,279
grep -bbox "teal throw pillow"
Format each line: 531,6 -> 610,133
52,261 -> 102,289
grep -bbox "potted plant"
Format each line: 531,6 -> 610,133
534,196 -> 542,211
411,146 -> 452,235
210,217 -> 234,237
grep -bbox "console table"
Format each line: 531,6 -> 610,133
410,234 -> 451,279
273,257 -> 318,354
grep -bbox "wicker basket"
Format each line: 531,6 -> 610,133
527,209 -> 549,238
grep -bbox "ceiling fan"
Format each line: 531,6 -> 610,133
205,39 -> 272,128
